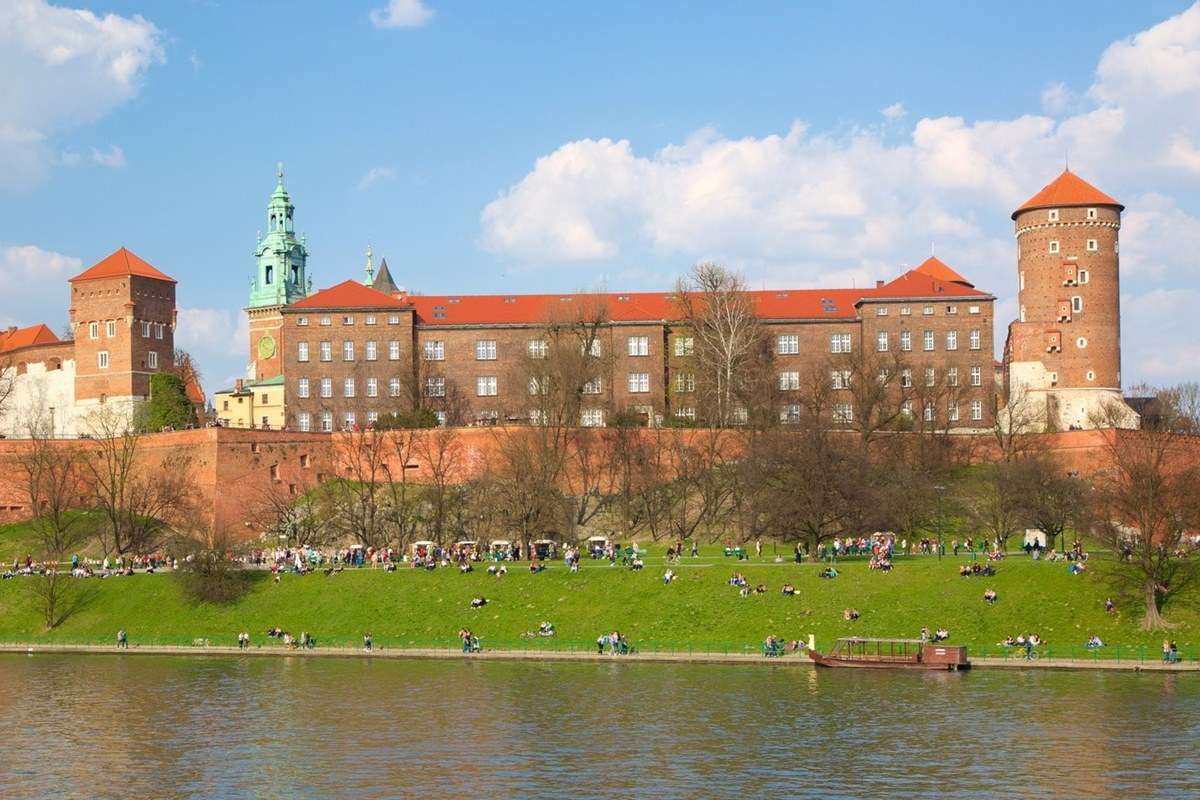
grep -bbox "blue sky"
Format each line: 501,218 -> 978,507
2,0 -> 1198,392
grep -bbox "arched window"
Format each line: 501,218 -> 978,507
265,265 -> 274,285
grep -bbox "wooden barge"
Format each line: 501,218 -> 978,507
808,637 -> 969,670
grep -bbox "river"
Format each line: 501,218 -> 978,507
0,654 -> 1195,799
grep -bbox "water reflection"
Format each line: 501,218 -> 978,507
0,655 -> 1195,799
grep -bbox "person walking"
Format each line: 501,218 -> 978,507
363,632 -> 373,652
116,629 -> 128,649
755,539 -> 763,559
690,540 -> 699,558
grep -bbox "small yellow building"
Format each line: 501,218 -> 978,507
213,375 -> 286,430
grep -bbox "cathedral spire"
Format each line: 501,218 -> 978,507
248,163 -> 309,310
364,244 -> 375,285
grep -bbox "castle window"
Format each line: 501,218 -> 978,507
628,372 -> 650,393
1048,209 -> 1059,222
89,322 -> 98,339
948,403 -> 959,423
834,403 -> 853,424
475,339 -> 497,360
298,342 -> 309,362
320,316 -> 331,326
343,377 -> 355,398
320,378 -> 332,398
627,336 -> 649,357
778,371 -> 800,391
343,412 -> 355,429
435,411 -> 446,426
1086,239 -> 1098,252
147,351 -> 158,369
319,341 -> 331,362
876,306 -> 888,316
321,412 -> 333,432
265,266 -> 273,285
1086,370 -> 1095,382
1114,241 -> 1119,254
1071,296 -> 1083,313
366,378 -> 378,398
1020,305 -> 1026,322
343,316 -> 354,325
300,454 -> 310,468
389,341 -> 400,360
98,351 -> 109,369
424,376 -> 443,397
900,331 -> 912,352
343,341 -> 354,361
529,339 -> 549,359
424,340 -> 445,361
106,320 -> 116,338
970,400 -> 983,421
388,315 -> 400,325
946,305 -> 957,315
830,333 -> 852,354
831,369 -> 851,390
1086,208 -> 1097,220
1077,337 -> 1088,349
297,317 -> 308,326
673,373 -> 693,393
777,334 -> 799,355
476,376 -> 498,396
969,329 -> 981,350
391,377 -> 404,397
876,332 -> 888,352
900,306 -> 911,316
923,305 -> 934,316
970,366 -> 982,386
1019,272 -> 1025,291
298,413 -> 311,432
946,331 -> 958,351
367,411 -> 378,425
1050,372 -> 1058,385
924,367 -> 936,387
923,330 -> 934,351
901,369 -> 912,388
365,315 -> 377,326
156,324 -> 164,340
1078,270 -> 1090,284
673,336 -> 694,357
947,367 -> 959,387
581,408 -> 605,427
298,378 -> 309,398
365,341 -> 377,361
141,321 -> 151,338
924,401 -> 934,422
1048,241 -> 1060,254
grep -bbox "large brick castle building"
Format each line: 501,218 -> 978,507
0,248 -> 186,437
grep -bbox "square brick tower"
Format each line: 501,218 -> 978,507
69,247 -> 177,430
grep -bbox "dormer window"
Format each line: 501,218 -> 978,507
1048,209 -> 1059,222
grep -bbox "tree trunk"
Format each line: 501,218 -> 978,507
1140,578 -> 1174,631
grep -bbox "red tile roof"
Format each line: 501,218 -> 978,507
288,279 -> 409,310
0,323 -> 60,354
1013,170 -> 1122,219
71,247 -> 176,283
913,256 -> 973,287
405,265 -> 988,326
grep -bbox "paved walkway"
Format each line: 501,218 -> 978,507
1,643 -> 1195,671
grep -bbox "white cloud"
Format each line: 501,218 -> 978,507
0,0 -> 164,188
1039,81 -> 1078,115
881,102 -> 906,121
0,243 -> 82,284
1119,193 -> 1200,278
369,0 -> 434,29
1123,288 -> 1200,382
176,307 -> 248,390
357,166 -> 396,190
90,144 -> 125,168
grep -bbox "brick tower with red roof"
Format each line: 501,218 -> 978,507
1004,170 -> 1137,429
68,247 -> 177,426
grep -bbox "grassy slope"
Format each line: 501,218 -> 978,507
0,552 -> 1194,658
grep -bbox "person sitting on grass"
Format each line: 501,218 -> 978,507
529,561 -> 545,574
1085,635 -> 1104,649
1000,635 -> 1016,647
819,566 -> 838,579
728,573 -> 747,587
842,608 -> 860,621
1106,597 -> 1115,614
781,583 -> 796,596
630,557 -> 644,571
1068,561 -> 1086,575
470,596 -> 488,609
538,621 -> 555,637
460,561 -> 473,574
739,584 -> 751,598
754,583 -> 767,594
933,628 -> 950,642
983,588 -> 998,604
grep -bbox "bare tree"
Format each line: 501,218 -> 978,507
1013,453 -> 1086,554
253,469 -> 335,549
674,263 -> 766,427
1087,396 -> 1200,630
961,462 -> 1026,551
325,428 -> 422,550
412,426 -> 466,543
826,348 -> 913,453
992,384 -> 1042,461
0,351 -> 15,431
80,408 -> 195,555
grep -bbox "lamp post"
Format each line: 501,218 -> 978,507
934,484 -> 946,561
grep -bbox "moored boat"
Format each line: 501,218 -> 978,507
808,637 -> 969,670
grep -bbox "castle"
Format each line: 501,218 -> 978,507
0,248 -> 195,437
214,167 -> 1135,433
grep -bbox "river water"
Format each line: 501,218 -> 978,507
0,655 -> 1195,799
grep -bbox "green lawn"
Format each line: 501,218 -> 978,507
0,551 -> 1194,660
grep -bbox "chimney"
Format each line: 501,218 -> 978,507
875,280 -> 884,288
235,379 -> 244,393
